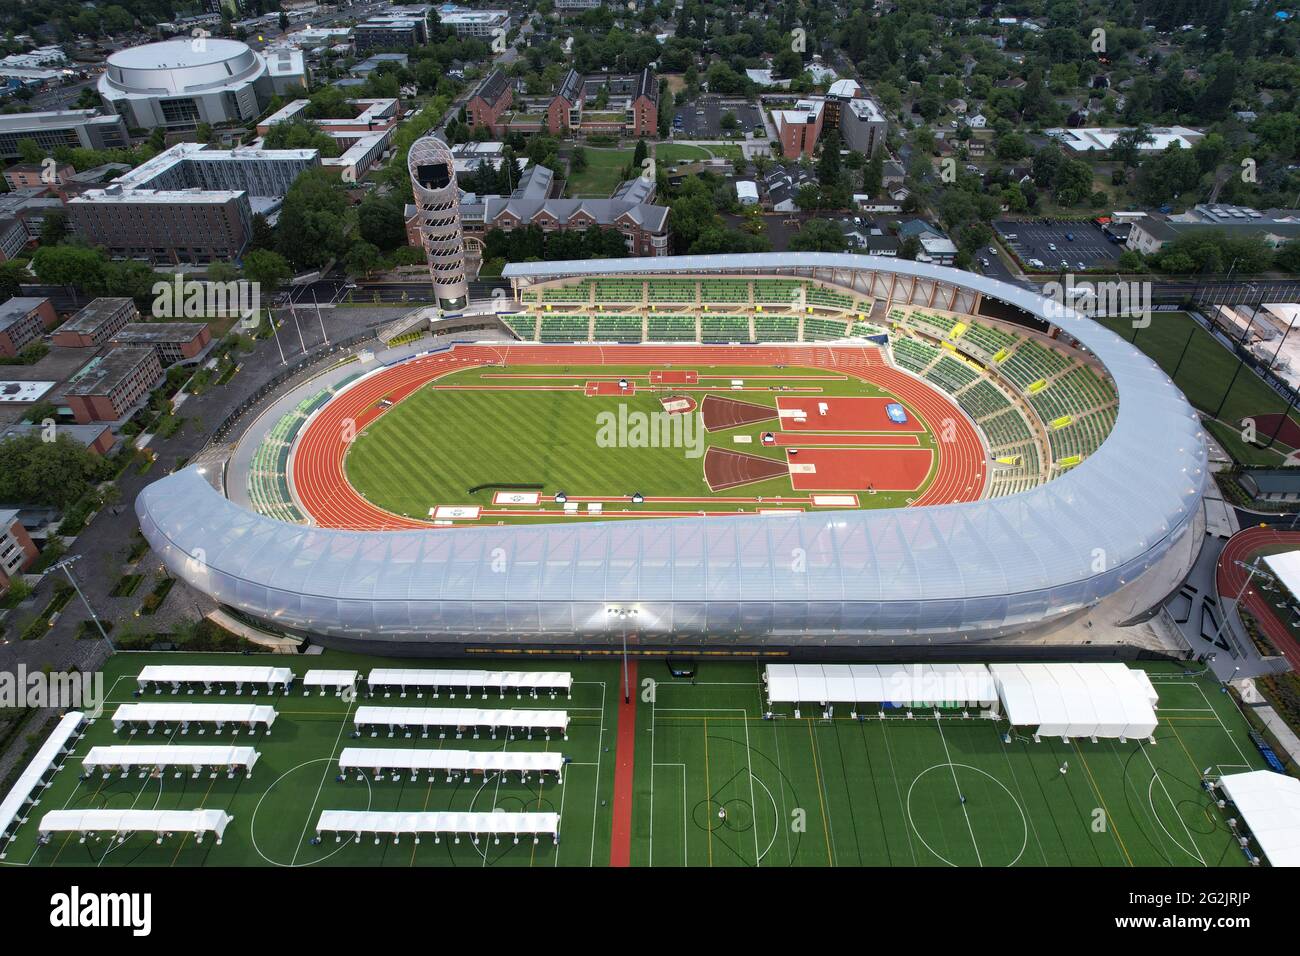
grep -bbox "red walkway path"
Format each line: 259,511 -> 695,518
609,661 -> 637,867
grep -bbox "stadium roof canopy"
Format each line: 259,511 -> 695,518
136,254 -> 1207,646
1217,770 -> 1300,867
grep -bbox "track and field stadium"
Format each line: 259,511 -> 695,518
136,254 -> 1207,653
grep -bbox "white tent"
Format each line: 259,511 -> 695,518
988,663 -> 1158,740
367,669 -> 572,698
0,712 -> 85,849
1218,770 -> 1300,867
316,809 -> 559,843
354,706 -> 568,736
136,665 -> 293,694
765,664 -> 998,708
38,808 -> 233,844
1264,551 -> 1300,600
82,745 -> 260,776
339,747 -> 564,779
302,669 -> 358,695
112,703 -> 277,734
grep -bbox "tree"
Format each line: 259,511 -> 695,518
789,219 -> 848,253
39,211 -> 67,246
30,245 -> 105,288
344,241 -> 382,278
16,138 -> 43,165
242,249 -> 292,294
274,169 -> 351,268
357,194 -> 408,250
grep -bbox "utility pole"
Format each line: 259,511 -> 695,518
52,555 -> 114,652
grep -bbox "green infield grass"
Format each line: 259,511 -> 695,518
342,363 -> 940,520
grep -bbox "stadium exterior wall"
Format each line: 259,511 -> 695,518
135,254 -> 1208,651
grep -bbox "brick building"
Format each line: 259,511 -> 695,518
0,296 -> 58,358
465,69 -> 513,136
110,322 -> 213,365
63,347 -> 163,424
0,509 -> 38,597
52,297 -> 140,348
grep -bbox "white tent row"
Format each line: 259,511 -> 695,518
354,706 -> 568,738
136,665 -> 293,695
38,808 -> 233,845
1217,770 -> 1300,867
339,747 -> 564,781
82,745 -> 260,778
112,703 -> 277,735
765,664 -> 998,710
316,809 -> 559,845
302,669 -> 358,695
0,712 -> 86,850
988,663 -> 1159,741
367,668 -> 572,699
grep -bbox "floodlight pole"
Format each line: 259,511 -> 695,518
52,555 -> 115,652
610,607 -> 637,704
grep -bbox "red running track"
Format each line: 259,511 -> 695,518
1215,525 -> 1300,669
289,344 -> 987,530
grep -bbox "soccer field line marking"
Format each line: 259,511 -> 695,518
1193,683 -> 1253,768
1137,740 -> 1206,867
742,709 -> 761,866
289,692 -> 356,867
750,769 -> 780,864
1072,742 -> 1133,867
994,726 -> 1049,866
903,763 -> 1028,867
933,714 -> 983,867
587,679 -> 606,868
805,720 -> 835,866
876,716 -> 918,866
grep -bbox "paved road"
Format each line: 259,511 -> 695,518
0,304 -> 407,677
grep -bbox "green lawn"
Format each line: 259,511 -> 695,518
1096,312 -> 1300,465
341,363 -> 937,520
2,654 -> 1270,867
2,651 -> 617,868
566,148 -> 634,197
634,661 -> 1270,867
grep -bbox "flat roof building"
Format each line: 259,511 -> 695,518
0,297 -> 58,358
0,109 -> 129,160
0,508 -> 38,597
64,347 -> 163,424
52,297 -> 140,348
110,322 -> 213,365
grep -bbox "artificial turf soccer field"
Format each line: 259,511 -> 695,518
341,363 -> 944,520
0,652 -> 1275,868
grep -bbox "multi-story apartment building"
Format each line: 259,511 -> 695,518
0,110 -> 130,160
52,297 -> 140,348
0,509 -> 38,598
0,297 -> 58,358
63,347 -> 164,424
465,69 -> 513,137
110,322 -> 213,365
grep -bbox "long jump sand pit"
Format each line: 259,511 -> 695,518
785,447 -> 933,491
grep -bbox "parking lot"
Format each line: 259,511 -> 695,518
994,219 -> 1121,271
672,97 -> 765,139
